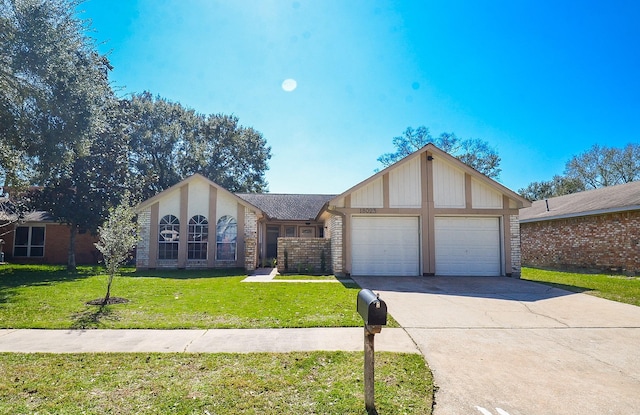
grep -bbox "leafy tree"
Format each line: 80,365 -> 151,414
127,92 -> 272,199
126,92 -> 196,199
519,143 -> 640,200
94,193 -> 138,304
378,126 -> 501,179
565,143 -> 640,189
1,0 -> 124,270
182,114 -> 272,193
518,175 -> 585,201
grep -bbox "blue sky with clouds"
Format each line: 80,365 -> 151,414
76,0 -> 640,194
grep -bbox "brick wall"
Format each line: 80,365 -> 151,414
136,209 -> 151,268
521,210 -> 640,275
328,215 -> 343,276
510,214 -> 521,277
244,207 -> 258,271
277,237 -> 332,274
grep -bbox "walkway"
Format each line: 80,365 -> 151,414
0,327 -> 419,354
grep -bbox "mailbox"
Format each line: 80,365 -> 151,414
357,289 -> 387,326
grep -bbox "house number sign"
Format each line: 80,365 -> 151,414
359,208 -> 377,214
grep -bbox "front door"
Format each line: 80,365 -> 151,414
266,226 -> 280,259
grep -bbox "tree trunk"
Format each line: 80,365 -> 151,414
67,224 -> 77,271
104,274 -> 113,304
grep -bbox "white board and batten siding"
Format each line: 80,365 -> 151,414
389,156 -> 422,208
433,158 -> 466,208
351,178 -> 383,208
351,216 -> 420,276
434,217 -> 501,276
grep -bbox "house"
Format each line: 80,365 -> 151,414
0,208 -> 99,265
235,193 -> 335,269
519,181 -> 640,275
135,144 -> 530,277
135,174 -> 264,270
319,143 -> 530,276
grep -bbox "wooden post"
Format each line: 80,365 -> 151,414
364,325 -> 381,414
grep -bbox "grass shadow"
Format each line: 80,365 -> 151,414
525,279 -> 591,294
129,267 -> 246,280
0,264 -> 103,305
70,305 -> 119,329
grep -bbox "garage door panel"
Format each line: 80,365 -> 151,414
352,216 -> 419,276
435,217 -> 501,276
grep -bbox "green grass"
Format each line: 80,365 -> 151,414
0,265 -> 367,329
0,351 -> 433,414
522,267 -> 640,306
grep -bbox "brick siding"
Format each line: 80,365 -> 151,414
521,210 -> 640,275
136,209 -> 151,268
510,214 -> 521,277
244,208 -> 258,271
277,237 -> 332,274
328,215 -> 343,276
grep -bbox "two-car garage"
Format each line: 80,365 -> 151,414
350,216 -> 502,277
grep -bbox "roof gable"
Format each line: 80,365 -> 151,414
520,181 -> 640,223
136,173 -> 263,215
329,143 -> 529,208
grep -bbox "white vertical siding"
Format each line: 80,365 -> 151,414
471,178 -> 503,209
188,179 -> 210,218
216,192 -> 238,220
390,156 -> 422,208
351,178 -> 383,208
158,189 -> 181,219
433,158 -> 465,208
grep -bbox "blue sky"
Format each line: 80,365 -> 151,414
76,0 -> 640,194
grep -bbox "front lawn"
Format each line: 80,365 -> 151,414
0,265 -> 365,329
522,267 -> 640,306
0,351 -> 433,415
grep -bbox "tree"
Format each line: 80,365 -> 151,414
518,175 -> 585,201
1,0 -> 124,270
519,143 -> 640,200
565,143 -> 640,189
94,193 -> 138,305
181,114 -> 272,192
377,126 -> 501,179
127,92 -> 272,199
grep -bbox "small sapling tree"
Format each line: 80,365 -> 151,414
94,195 -> 139,305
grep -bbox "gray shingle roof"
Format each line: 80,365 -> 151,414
519,181 -> 640,223
236,193 -> 335,221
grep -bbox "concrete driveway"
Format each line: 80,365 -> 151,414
352,276 -> 640,415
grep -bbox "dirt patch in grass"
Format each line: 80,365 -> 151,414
85,297 -> 130,306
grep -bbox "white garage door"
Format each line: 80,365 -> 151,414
351,216 -> 420,276
434,217 -> 501,276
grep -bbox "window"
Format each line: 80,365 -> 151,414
13,226 -> 45,257
188,215 -> 208,260
216,215 -> 237,261
285,226 -> 296,237
158,215 -> 180,260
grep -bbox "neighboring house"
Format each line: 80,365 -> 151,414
0,208 -> 99,265
136,144 -> 530,277
519,181 -> 640,275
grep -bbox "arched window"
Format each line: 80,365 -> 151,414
216,215 -> 237,261
158,215 -> 179,260
188,215 -> 208,260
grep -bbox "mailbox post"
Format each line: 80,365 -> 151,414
357,289 -> 387,414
